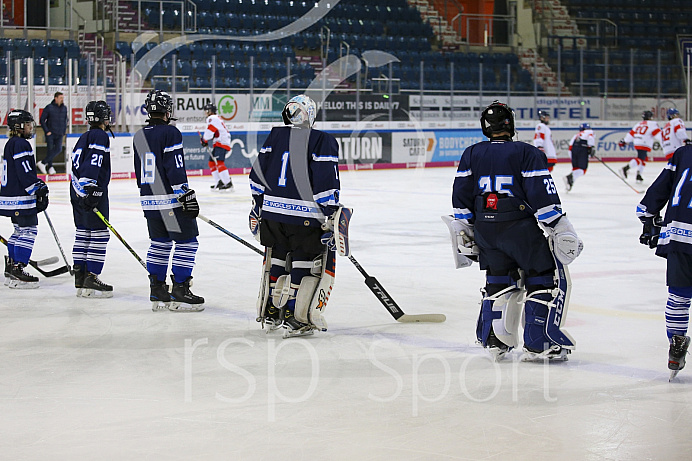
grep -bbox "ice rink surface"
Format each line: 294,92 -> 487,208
1,159 -> 691,460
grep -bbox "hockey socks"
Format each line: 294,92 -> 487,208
147,239 -> 173,281
73,228 -> 110,275
8,224 -> 37,265
171,238 -> 198,283
666,286 -> 692,339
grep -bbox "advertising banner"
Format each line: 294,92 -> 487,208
319,95 -> 409,121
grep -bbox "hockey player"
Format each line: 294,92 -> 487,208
661,108 -> 690,161
0,110 -> 49,288
201,103 -> 233,190
133,89 -> 204,312
564,123 -> 595,192
249,94 -> 341,337
533,110 -> 557,172
69,100 -> 114,297
449,101 -> 582,361
619,110 -> 662,183
636,143 -> 692,380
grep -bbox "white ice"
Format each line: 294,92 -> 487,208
1,161 -> 691,460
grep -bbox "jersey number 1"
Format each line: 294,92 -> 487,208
278,151 -> 289,187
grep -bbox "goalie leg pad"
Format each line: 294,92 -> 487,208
256,247 -> 273,320
523,270 -> 576,351
293,250 -> 336,331
476,272 -> 523,349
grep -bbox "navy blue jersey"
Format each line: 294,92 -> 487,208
637,145 -> 692,257
70,128 -> 111,199
0,137 -> 42,216
249,126 -> 340,227
133,121 -> 189,219
452,139 -> 564,227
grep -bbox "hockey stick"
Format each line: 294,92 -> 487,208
43,211 -> 74,275
592,154 -> 643,194
92,208 -> 147,270
348,255 -> 446,323
0,234 -> 69,277
197,213 -> 264,256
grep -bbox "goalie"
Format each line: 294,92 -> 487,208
248,95 -> 347,338
447,101 -> 583,361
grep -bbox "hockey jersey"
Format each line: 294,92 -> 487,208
533,122 -> 557,160
637,145 -> 692,257
249,126 -> 340,228
202,114 -> 231,151
623,120 -> 662,152
0,136 -> 42,216
568,128 -> 595,155
662,118 -> 689,159
452,139 -> 564,227
70,128 -> 111,200
133,120 -> 190,218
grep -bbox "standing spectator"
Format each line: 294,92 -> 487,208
564,123 -> 596,192
38,91 -> 68,175
661,108 -> 691,161
533,110 -> 557,172
619,110 -> 662,183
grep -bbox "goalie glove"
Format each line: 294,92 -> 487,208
547,216 -> 583,265
249,199 -> 261,242
639,215 -> 662,249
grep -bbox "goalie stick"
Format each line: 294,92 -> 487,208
0,234 -> 69,277
348,255 -> 446,323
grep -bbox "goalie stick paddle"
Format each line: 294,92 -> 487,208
0,234 -> 69,277
197,213 -> 264,256
348,255 -> 446,323
592,154 -> 644,194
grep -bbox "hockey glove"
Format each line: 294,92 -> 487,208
320,232 -> 337,251
81,185 -> 104,210
685,139 -> 692,146
200,138 -> 208,147
618,139 -> 627,148
588,147 -> 595,158
249,199 -> 261,242
177,188 -> 199,218
639,216 -> 662,249
547,216 -> 583,265
35,181 -> 49,213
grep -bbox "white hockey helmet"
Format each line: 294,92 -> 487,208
282,94 -> 316,128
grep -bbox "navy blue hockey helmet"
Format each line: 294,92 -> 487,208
85,100 -> 112,126
579,122 -> 591,131
7,109 -> 35,139
538,110 -> 550,123
667,108 -> 680,120
145,89 -> 174,118
203,102 -> 217,114
480,101 -> 515,138
642,110 -> 653,120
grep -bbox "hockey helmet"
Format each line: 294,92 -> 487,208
642,110 -> 653,120
145,89 -> 174,118
480,100 -> 515,138
203,102 -> 217,114
538,110 -> 550,123
85,100 -> 112,126
579,122 -> 591,131
7,109 -> 35,139
667,108 -> 680,120
282,94 -> 316,128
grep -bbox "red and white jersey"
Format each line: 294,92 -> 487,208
623,120 -> 662,152
533,122 -> 556,160
662,117 -> 689,159
202,114 -> 231,151
568,129 -> 595,151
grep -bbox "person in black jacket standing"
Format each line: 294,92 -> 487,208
38,91 -> 68,175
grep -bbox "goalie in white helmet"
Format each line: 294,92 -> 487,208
248,95 -> 349,338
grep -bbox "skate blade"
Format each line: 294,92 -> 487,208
7,279 -> 39,289
282,326 -> 316,339
669,369 -> 681,381
521,348 -> 569,362
264,320 -> 283,333
168,301 -> 205,312
488,347 -> 511,362
79,288 -> 113,298
151,301 -> 171,312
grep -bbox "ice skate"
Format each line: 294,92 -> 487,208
73,264 -> 86,296
210,180 -> 224,190
282,308 -> 315,338
669,335 -> 690,381
264,304 -> 283,333
149,275 -> 171,311
169,275 -> 205,312
8,262 -> 39,289
216,180 -> 234,191
486,330 -> 512,361
521,344 -> 570,362
636,173 -> 644,183
620,165 -> 629,179
80,272 -> 113,298
4,255 -> 12,286
563,173 -> 574,192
